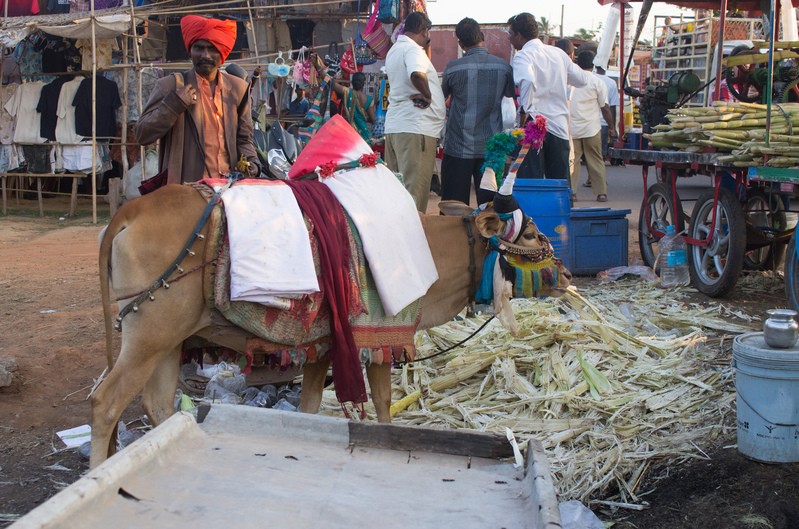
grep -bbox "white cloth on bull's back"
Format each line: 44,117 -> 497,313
221,179 -> 319,304
323,163 -> 438,316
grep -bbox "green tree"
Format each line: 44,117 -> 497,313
572,27 -> 597,40
538,16 -> 551,38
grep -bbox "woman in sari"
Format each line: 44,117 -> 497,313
329,72 -> 376,142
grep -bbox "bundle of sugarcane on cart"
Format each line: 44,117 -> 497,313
608,99 -> 797,299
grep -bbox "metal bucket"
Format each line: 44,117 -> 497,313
733,332 -> 799,463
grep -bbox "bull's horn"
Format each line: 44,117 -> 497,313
499,169 -> 516,196
480,167 -> 498,193
477,167 -> 499,207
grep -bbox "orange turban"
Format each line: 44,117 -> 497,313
181,15 -> 237,64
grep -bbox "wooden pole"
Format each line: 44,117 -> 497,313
129,1 -> 146,187
765,0 -> 777,146
90,0 -> 98,224
114,31 -> 129,215
713,0 -> 728,103
618,2 -> 626,143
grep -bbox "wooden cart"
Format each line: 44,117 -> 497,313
10,406 -> 561,529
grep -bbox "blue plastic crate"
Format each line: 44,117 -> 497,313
569,207 -> 631,276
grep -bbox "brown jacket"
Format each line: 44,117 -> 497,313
135,69 -> 259,184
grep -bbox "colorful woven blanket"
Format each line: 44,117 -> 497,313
194,183 -> 420,373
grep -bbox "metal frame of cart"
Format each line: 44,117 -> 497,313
608,148 -> 794,297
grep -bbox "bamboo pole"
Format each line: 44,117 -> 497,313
90,0 -> 97,224
116,32 -> 128,216
129,0 -> 146,193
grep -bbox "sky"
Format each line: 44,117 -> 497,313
426,0 -> 690,39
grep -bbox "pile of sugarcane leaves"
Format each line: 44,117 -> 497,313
646,101 -> 799,168
320,279 -> 763,507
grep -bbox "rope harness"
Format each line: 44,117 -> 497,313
114,184 -> 229,331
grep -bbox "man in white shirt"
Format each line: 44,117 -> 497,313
508,13 -> 593,180
594,65 -> 620,166
570,51 -> 616,202
384,11 -> 446,212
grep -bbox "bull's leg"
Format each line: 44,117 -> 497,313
298,356 -> 331,414
365,362 -> 392,423
90,346 -> 172,468
141,346 -> 181,426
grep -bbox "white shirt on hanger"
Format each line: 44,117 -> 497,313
4,81 -> 46,144
56,77 -> 85,144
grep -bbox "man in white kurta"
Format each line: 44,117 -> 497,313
384,11 -> 446,212
507,12 -> 592,180
569,51 -> 616,202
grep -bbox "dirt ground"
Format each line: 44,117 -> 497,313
1,197 -> 798,528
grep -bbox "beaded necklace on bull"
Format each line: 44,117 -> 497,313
408,117 -> 561,364
473,116 -> 564,301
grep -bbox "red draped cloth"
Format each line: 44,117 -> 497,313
285,180 -> 367,405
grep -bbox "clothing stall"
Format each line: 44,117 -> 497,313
0,0 -> 426,222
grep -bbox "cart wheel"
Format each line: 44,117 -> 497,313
784,236 -> 799,312
687,188 -> 747,297
724,45 -> 762,103
743,188 -> 787,271
638,182 -> 685,271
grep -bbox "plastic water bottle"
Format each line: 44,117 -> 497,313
659,225 -> 690,288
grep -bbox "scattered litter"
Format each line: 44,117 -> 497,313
560,500 -> 604,529
43,463 -> 72,472
56,424 -> 91,449
596,265 -> 659,283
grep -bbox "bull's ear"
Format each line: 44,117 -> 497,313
438,200 -> 474,217
475,211 -> 502,238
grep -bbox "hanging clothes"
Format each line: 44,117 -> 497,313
73,76 -> 121,138
55,77 -> 84,144
42,37 -> 80,74
37,75 -> 75,142
4,81 -> 46,144
74,38 -> 119,71
0,84 -> 17,145
13,35 -> 49,82
46,0 -> 70,14
0,0 -> 40,17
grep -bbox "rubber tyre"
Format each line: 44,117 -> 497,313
784,236 -> 799,312
687,188 -> 747,297
743,188 -> 787,271
638,182 -> 685,271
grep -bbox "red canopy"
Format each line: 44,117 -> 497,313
597,0 -> 799,10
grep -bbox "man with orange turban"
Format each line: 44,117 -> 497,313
136,15 -> 259,185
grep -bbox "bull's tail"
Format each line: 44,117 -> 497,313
99,213 -> 128,371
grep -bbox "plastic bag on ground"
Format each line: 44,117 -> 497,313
596,265 -> 658,283
559,500 -> 604,529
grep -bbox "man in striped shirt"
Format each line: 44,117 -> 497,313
441,18 -> 515,205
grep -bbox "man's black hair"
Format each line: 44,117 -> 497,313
455,17 -> 483,48
507,13 -> 538,40
351,72 -> 366,91
576,50 -> 595,70
553,38 -> 574,56
404,11 -> 432,34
